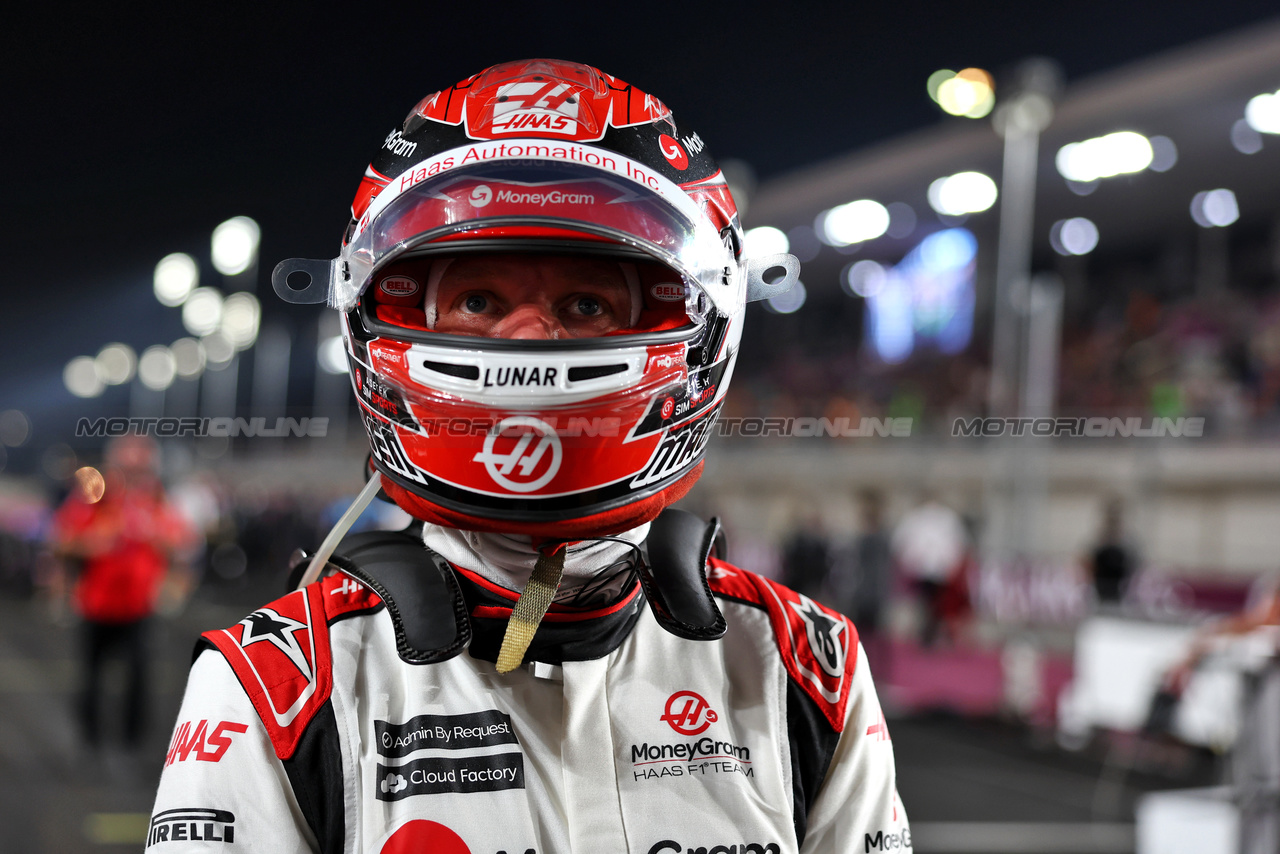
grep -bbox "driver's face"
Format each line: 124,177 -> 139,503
433,255 -> 631,340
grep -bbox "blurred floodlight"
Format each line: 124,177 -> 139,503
1191,189 -> 1239,228
817,199 -> 890,246
843,260 -> 888,298
74,466 -> 106,504
95,343 -> 136,386
1066,180 -> 1099,196
1050,218 -> 1100,256
182,287 -> 224,336
926,69 -> 955,102
1231,119 -> 1264,154
927,171 -> 998,216
0,410 -> 31,447
1148,136 -> 1178,172
743,226 -> 790,257
153,253 -> 199,306
919,228 -> 978,271
318,336 -> 349,374
764,280 -> 807,315
211,216 -> 261,276
64,356 -> 105,398
170,337 -> 207,379
931,68 -> 995,119
1055,131 -> 1153,183
886,202 -> 917,239
221,292 -> 261,350
202,331 -> 235,368
138,345 -> 178,391
1245,90 -> 1280,134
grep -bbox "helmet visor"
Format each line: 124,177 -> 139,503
337,148 -> 739,317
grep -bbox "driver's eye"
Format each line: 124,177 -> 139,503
576,296 -> 601,316
463,294 -> 489,313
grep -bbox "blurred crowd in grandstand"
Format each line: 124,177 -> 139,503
726,267 -> 1280,438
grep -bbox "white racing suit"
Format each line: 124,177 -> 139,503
149,514 -> 911,853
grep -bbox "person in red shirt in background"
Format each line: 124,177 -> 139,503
51,435 -> 193,748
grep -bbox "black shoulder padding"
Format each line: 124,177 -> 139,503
641,509 -> 727,640
282,701 -> 345,854
786,677 -> 841,847
328,530 -> 471,665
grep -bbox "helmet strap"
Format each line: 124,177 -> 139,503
494,545 -> 566,673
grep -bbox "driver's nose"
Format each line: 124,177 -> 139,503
491,304 -> 563,340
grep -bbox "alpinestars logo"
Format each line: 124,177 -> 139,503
473,416 -> 563,493
788,595 -> 847,678
238,608 -> 311,679
661,691 -> 717,736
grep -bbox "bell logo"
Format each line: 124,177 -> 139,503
469,185 -> 493,207
661,690 -> 718,736
473,416 -> 563,493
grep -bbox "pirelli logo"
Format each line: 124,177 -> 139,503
147,808 -> 235,846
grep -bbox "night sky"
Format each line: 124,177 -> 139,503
4,1 -> 1279,454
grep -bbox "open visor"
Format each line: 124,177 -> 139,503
273,149 -> 749,317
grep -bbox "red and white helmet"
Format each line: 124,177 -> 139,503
274,59 -> 797,539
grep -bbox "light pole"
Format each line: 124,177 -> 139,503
987,59 -> 1061,418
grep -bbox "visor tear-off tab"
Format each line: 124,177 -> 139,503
495,547 -> 566,673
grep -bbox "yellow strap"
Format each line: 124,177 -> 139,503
495,548 -> 565,674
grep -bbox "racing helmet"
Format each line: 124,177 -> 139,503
273,59 -> 797,539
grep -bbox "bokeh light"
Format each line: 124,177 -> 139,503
817,199 -> 890,246
929,68 -> 995,119
1191,189 -> 1240,228
1148,136 -> 1178,172
202,331 -> 235,368
182,287 -> 224,337
744,226 -> 790,257
95,343 -> 136,386
764,280 -> 807,314
1231,119 -> 1263,154
927,172 -> 998,216
843,260 -> 888,298
153,253 -> 199,307
74,466 -> 106,504
64,357 -> 104,398
1050,218 -> 1100,256
1245,89 -> 1280,134
1055,131 -> 1154,182
0,410 -> 31,447
318,336 -> 349,374
220,292 -> 261,350
138,345 -> 178,391
171,337 -> 207,379
211,216 -> 261,276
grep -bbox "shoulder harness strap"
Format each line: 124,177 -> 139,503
327,529 -> 472,665
640,508 -> 727,640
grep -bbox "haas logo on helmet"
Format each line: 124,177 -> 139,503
473,416 -> 563,493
